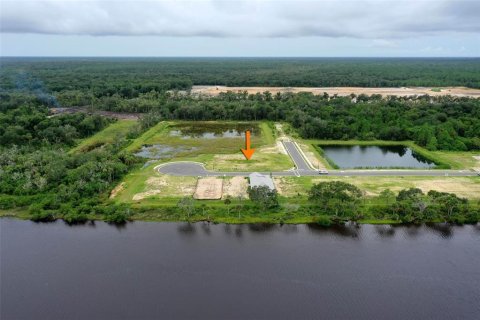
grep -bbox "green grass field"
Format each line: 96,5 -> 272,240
125,120 -> 293,171
70,119 -> 138,154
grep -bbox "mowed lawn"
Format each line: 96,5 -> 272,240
70,119 -> 138,154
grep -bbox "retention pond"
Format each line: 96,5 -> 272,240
320,145 -> 436,168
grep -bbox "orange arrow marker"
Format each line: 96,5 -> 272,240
241,130 -> 255,160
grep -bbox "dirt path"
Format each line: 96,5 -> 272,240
191,86 -> 480,98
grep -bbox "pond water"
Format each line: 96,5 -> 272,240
320,145 -> 436,168
169,123 -> 259,139
2,219 -> 479,319
134,144 -> 197,159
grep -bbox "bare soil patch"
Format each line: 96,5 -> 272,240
223,176 -> 248,198
109,182 -> 125,199
191,86 -> 480,98
132,175 -> 196,201
298,142 -> 325,170
415,179 -> 480,199
194,177 -> 223,200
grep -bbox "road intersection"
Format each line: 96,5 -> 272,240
156,141 -> 479,177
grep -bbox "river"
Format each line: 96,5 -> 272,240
1,219 -> 479,319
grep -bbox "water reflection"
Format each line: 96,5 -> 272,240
280,224 -> 299,234
307,222 -> 361,238
425,223 -> 454,238
374,225 -> 396,237
234,225 -> 243,237
200,222 -> 211,235
401,224 -> 422,238
177,222 -> 196,235
248,223 -> 278,233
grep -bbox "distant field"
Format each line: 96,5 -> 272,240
192,86 -> 480,98
70,119 -> 137,153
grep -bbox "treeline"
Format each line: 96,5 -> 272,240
1,58 -> 479,97
307,182 -> 479,225
145,182 -> 479,225
2,90 -> 479,151
90,90 -> 480,151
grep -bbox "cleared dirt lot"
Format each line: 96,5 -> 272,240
132,175 -> 196,201
191,86 -> 480,97
223,176 -> 249,199
194,177 -> 223,200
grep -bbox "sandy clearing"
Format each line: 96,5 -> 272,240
298,142 -> 326,170
109,182 -> 125,199
132,175 -> 196,200
194,177 -> 223,200
132,190 -> 163,201
223,176 -> 248,198
191,86 -> 480,98
415,180 -> 480,199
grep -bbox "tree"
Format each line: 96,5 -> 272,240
177,197 -> 195,218
308,181 -> 363,217
224,196 -> 232,215
309,181 -> 362,204
247,186 -> 279,210
396,188 -> 424,202
379,189 -> 395,204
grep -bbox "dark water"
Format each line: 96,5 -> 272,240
170,129 -> 248,139
169,123 -> 259,139
1,219 -> 479,320
134,144 -> 198,159
320,145 -> 436,168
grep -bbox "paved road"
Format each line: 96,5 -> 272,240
282,141 -> 312,170
155,139 -> 479,177
156,162 -> 479,177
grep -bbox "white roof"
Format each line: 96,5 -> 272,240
249,172 -> 275,190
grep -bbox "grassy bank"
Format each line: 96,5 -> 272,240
70,119 -> 138,154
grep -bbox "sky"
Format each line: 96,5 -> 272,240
1,0 -> 479,57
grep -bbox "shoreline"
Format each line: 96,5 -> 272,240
0,211 -> 476,226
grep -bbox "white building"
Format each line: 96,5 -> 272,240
248,172 -> 275,190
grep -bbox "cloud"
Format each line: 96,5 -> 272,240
370,39 -> 399,48
1,0 -> 479,39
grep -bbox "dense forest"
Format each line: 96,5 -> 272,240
0,95 -> 140,222
1,58 -> 480,98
